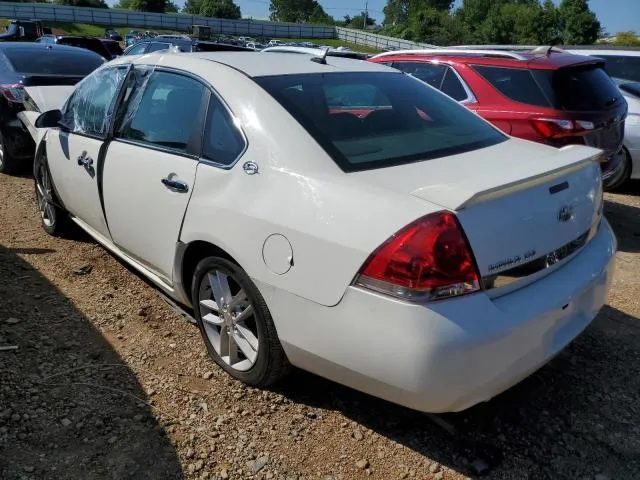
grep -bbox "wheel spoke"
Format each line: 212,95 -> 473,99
233,304 -> 254,324
232,330 -> 257,364
227,328 -> 239,365
199,298 -> 219,313
235,323 -> 259,352
228,289 -> 247,310
219,325 -> 230,358
202,312 -> 223,326
208,272 -> 232,308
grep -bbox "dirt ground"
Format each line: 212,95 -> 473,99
1,172 -> 639,480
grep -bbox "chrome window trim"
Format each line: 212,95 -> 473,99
448,66 -> 477,105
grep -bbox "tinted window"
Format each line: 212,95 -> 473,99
147,42 -> 173,53
532,65 -> 625,111
597,55 -> 640,83
203,95 -> 245,165
255,72 -> 506,172
57,38 -> 110,59
126,43 -> 148,55
117,71 -> 206,154
324,83 -> 391,108
441,68 -> 469,102
392,61 -> 446,89
473,65 -> 550,107
61,67 -> 127,136
4,47 -> 104,76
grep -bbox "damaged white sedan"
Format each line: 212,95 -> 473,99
32,51 -> 616,413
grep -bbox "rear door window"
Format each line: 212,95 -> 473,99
472,65 -> 551,107
392,61 -> 446,89
440,68 -> 470,102
126,42 -> 148,55
532,65 -> 625,111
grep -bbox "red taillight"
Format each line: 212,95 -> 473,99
530,117 -> 595,139
0,83 -> 24,103
355,211 -> 480,301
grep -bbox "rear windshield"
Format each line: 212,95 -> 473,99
255,72 -> 506,172
4,48 -> 104,76
473,64 -> 624,111
532,65 -> 625,111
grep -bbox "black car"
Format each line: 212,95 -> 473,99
36,35 -> 113,60
123,37 -> 254,55
104,28 -> 123,42
100,38 -> 124,58
0,43 -> 104,174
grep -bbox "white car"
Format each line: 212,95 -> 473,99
32,51 -> 616,413
565,48 -> 640,185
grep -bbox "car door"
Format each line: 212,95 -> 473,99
46,66 -> 128,239
101,67 -> 209,282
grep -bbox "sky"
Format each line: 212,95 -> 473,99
152,0 -> 639,34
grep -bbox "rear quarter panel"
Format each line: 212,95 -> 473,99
176,62 -> 436,307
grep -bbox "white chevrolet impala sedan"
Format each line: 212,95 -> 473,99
33,51 -> 616,413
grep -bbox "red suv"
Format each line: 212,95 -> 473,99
369,48 -> 628,189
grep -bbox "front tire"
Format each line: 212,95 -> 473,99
191,256 -> 290,387
34,153 -> 68,236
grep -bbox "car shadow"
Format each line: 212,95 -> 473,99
269,304 -> 640,479
0,245 -> 183,480
604,198 -> 640,253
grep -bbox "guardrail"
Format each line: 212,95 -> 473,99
335,27 -> 436,51
0,2 -> 336,38
0,1 -> 445,51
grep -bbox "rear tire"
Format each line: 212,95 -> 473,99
191,256 -> 290,387
0,130 -> 20,175
34,152 -> 68,237
603,147 -> 632,192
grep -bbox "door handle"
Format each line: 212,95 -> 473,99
161,176 -> 189,193
77,151 -> 93,167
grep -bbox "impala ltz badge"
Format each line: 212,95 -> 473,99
558,205 -> 574,223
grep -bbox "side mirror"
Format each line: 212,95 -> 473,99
35,110 -> 62,128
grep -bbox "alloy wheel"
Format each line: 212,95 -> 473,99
198,269 -> 259,372
35,161 -> 56,228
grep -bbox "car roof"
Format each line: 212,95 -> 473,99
116,51 -> 394,77
0,41 -> 100,54
371,48 -> 604,70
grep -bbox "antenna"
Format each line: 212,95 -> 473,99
311,47 -> 330,64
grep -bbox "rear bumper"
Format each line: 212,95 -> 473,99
262,220 -> 616,413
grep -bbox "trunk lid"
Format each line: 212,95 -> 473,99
353,139 -> 603,281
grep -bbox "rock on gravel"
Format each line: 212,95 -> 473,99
356,459 -> 370,470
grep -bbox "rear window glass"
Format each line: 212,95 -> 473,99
4,48 -> 104,76
532,65 -> 625,111
472,65 -> 550,107
255,72 -> 506,172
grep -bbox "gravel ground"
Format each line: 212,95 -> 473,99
0,172 -> 639,480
